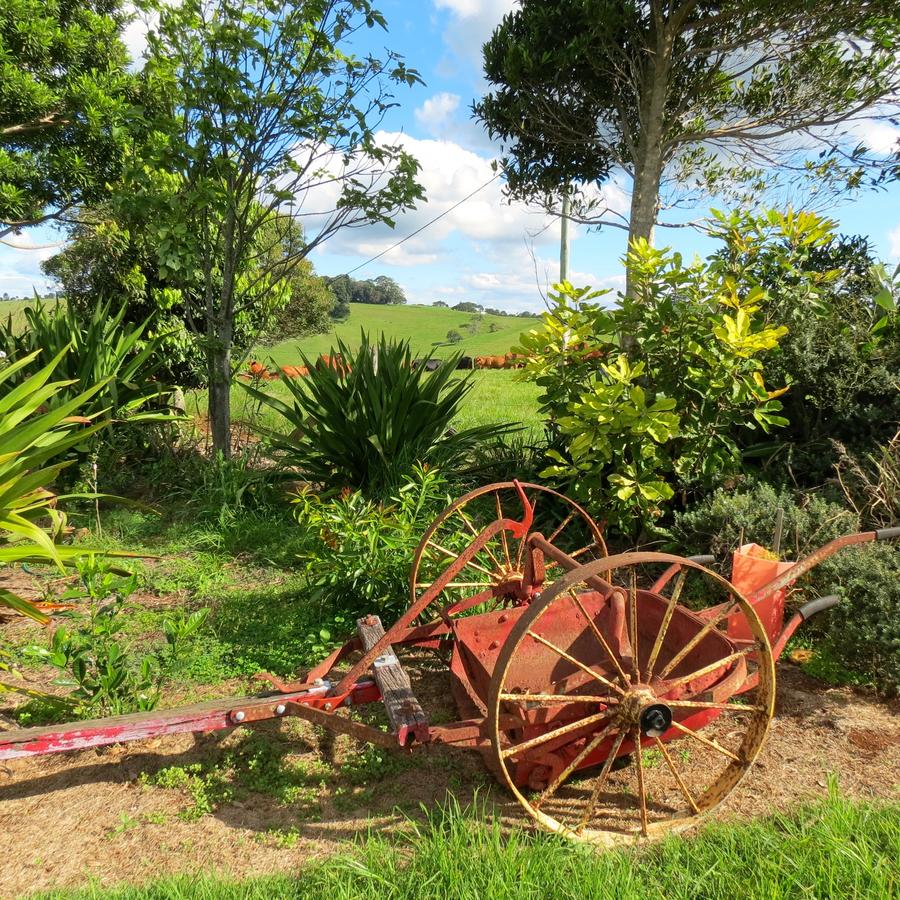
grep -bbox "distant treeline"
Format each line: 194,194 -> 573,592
326,274 -> 406,319
434,300 -> 540,317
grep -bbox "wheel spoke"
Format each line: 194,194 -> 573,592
653,737 -> 699,814
657,602 -> 739,680
665,699 -> 764,712
660,646 -> 758,690
426,539 -> 494,578
526,629 -> 625,695
628,569 -> 640,681
576,729 -> 627,833
499,692 -> 619,706
494,492 -> 512,568
668,720 -> 741,762
644,569 -> 687,682
567,589 -> 629,684
535,722 -> 616,809
547,511 -> 575,545
499,710 -> 612,759
633,727 -> 649,836
455,508 -> 504,570
415,581 -> 492,589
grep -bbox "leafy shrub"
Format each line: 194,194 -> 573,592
518,210 -> 834,531
676,482 -> 900,694
721,229 -> 900,483
26,556 -> 208,717
246,332 -> 510,497
291,464 -> 449,621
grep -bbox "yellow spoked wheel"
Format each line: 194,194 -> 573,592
488,552 -> 776,846
409,482 -> 605,621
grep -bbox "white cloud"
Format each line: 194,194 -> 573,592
845,118 -> 900,156
414,93 -> 461,136
888,224 -> 900,260
433,0 -> 516,76
311,131 -> 561,264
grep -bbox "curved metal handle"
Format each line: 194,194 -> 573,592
797,594 -> 841,621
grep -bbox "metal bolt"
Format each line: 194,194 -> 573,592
233,710 -> 246,723
274,704 -> 286,716
533,592 -> 542,601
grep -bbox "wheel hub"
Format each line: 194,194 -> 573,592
614,686 -> 673,738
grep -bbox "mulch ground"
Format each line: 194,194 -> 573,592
1,573 -> 898,898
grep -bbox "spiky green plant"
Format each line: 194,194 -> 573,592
0,299 -> 170,425
0,349 -> 114,621
244,332 -> 512,496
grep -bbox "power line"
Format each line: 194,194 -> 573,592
343,173 -> 500,276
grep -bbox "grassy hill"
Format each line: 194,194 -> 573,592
0,298 -> 62,333
257,303 -> 536,366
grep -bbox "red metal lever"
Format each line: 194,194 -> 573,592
508,479 -> 534,539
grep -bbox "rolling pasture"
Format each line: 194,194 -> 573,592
231,302 -> 545,434
258,303 -> 539,365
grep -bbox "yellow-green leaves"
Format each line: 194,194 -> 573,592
713,308 -> 788,358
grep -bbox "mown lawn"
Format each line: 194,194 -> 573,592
33,790 -> 900,899
257,303 -> 538,364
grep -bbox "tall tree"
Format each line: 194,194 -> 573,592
133,0 -> 424,455
0,0 -> 138,245
476,0 -> 900,289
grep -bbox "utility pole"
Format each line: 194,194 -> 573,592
559,193 -> 570,283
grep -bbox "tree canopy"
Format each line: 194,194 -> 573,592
128,0 -> 424,454
0,0 -> 139,244
476,0 -> 900,262
325,273 -> 407,305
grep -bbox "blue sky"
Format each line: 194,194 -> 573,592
3,0 -> 899,311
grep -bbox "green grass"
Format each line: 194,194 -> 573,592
0,297 -> 63,333
32,788 -> 900,899
188,368 -> 543,435
256,303 -> 536,365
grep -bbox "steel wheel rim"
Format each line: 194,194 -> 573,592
488,552 -> 776,847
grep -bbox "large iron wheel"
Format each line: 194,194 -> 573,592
409,482 -> 605,620
488,552 -> 775,846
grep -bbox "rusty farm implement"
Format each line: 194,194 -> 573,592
1,481 -> 897,845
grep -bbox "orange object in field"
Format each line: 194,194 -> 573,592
728,543 -> 794,641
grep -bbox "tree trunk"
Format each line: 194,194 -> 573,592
207,317 -> 233,459
624,18 -> 672,300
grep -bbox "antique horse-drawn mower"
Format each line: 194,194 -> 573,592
2,481 -> 897,845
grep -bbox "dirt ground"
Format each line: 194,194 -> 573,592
0,659 -> 897,898
2,562 -> 899,897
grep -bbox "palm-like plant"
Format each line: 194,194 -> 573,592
244,333 -> 511,496
0,350 -> 112,622
0,300 -> 170,424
